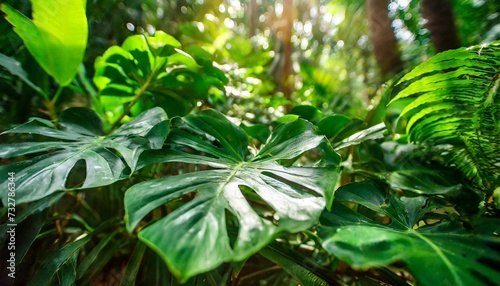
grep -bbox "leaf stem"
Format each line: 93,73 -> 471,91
110,75 -> 153,131
43,85 -> 65,121
52,85 -> 64,105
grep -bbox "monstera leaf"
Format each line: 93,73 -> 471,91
125,109 -> 340,282
0,107 -> 169,204
318,180 -> 500,286
1,0 -> 88,86
94,31 -> 227,123
390,40 -> 500,187
289,105 -> 386,150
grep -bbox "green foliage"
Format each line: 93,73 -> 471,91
125,109 -> 340,282
390,40 -> 500,188
319,180 -> 500,286
259,242 -> 334,285
1,1 -> 500,285
1,0 -> 88,86
289,104 -> 386,150
0,53 -> 47,97
94,31 -> 227,124
0,107 -> 168,204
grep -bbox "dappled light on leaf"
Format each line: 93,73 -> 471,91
125,109 -> 340,282
0,107 -> 169,204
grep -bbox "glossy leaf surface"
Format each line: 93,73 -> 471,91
319,180 -> 500,286
0,107 -> 169,204
125,109 -> 340,282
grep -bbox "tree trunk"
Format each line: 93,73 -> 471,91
366,0 -> 403,76
421,0 -> 461,52
279,0 -> 294,101
248,0 -> 258,38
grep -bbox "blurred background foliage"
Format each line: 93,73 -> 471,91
1,0 -> 499,127
1,1 -> 499,285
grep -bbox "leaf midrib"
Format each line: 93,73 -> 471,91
216,162 -> 245,196
410,229 -> 462,286
345,224 -> 463,285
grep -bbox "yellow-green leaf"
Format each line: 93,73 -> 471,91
1,0 -> 88,86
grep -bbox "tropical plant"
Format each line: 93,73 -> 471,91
1,0 -> 500,285
125,109 -> 340,282
0,107 -> 168,205
319,180 -> 500,286
94,31 -> 227,127
389,41 -> 500,188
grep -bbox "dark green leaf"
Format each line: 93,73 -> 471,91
319,181 -> 500,286
28,235 -> 91,286
240,123 -> 271,143
0,211 -> 46,271
125,109 -> 340,282
76,231 -> 119,280
332,123 -> 386,150
121,242 -> 147,286
0,107 -> 169,204
316,114 -> 352,140
259,242 -> 337,286
290,105 -> 324,123
388,169 -> 463,195
58,252 -> 78,286
0,53 -> 46,97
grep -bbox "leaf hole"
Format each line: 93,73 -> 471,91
65,159 -> 87,189
239,185 -> 278,226
470,268 -> 497,285
225,210 -> 239,249
486,241 -> 500,254
477,256 -> 500,271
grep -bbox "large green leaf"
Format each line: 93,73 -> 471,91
28,219 -> 119,286
125,109 -> 340,282
318,180 -> 500,286
286,105 -> 386,149
387,169 -> 463,195
0,53 -> 47,98
389,41 -> 500,187
1,0 -> 88,86
94,31 -> 227,122
0,107 -> 169,204
29,235 -> 91,286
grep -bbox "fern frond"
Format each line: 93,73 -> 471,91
390,41 -> 500,188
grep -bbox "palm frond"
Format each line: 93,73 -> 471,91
390,41 -> 500,188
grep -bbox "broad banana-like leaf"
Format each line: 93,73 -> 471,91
0,107 -> 169,204
1,0 -> 88,86
318,180 -> 500,286
390,40 -> 500,187
125,109 -> 340,282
